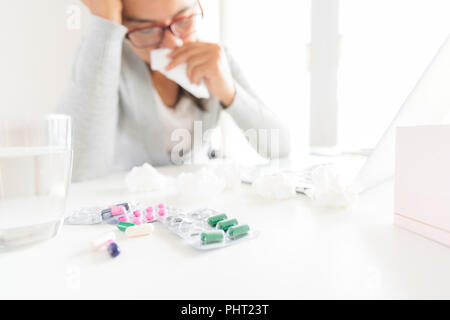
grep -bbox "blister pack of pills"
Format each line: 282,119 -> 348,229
72,202 -> 258,253
65,202 -> 159,226
158,207 -> 258,250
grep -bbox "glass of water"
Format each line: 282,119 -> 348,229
0,114 -> 72,248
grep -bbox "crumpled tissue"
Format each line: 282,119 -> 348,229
125,162 -> 242,198
306,164 -> 358,209
213,164 -> 242,190
176,165 -> 242,199
252,172 -> 297,200
125,163 -> 167,192
150,48 -> 210,99
176,167 -> 226,199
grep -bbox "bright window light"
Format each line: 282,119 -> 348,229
338,0 -> 450,150
224,0 -> 311,156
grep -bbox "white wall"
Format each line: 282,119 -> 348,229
0,0 -> 88,118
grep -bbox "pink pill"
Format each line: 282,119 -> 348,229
118,215 -> 129,222
133,210 -> 141,217
132,217 -> 141,225
111,206 -> 126,216
146,213 -> 154,221
158,209 -> 166,217
157,203 -> 164,209
146,207 -> 153,213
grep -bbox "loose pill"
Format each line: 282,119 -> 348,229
118,215 -> 129,222
117,221 -> 135,231
125,224 -> 154,238
107,241 -> 120,258
200,231 -> 224,245
217,218 -> 238,231
228,224 -> 250,240
207,213 -> 228,227
90,232 -> 116,251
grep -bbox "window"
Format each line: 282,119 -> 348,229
222,0 -> 311,156
338,0 -> 450,149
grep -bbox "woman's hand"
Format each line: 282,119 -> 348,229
81,0 -> 123,25
166,42 -> 236,107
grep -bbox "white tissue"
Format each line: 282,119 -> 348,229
125,163 -> 167,192
213,164 -> 242,190
306,165 -> 358,209
176,167 -> 226,199
252,173 -> 297,200
150,48 -> 210,99
125,163 -> 242,197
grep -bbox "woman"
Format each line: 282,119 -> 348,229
57,0 -> 290,181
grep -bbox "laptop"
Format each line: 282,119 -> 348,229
242,34 -> 450,194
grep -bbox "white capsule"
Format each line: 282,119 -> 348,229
90,232 -> 116,251
125,224 -> 154,238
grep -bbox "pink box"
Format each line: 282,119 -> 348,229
395,125 -> 450,247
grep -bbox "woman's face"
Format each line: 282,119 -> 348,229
122,0 -> 200,64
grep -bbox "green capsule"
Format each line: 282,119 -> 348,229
207,213 -> 228,227
117,221 -> 135,232
217,218 -> 238,232
201,231 -> 224,245
228,224 -> 250,240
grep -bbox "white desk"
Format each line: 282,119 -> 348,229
1,165 -> 449,299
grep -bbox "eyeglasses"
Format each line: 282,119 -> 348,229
125,5 -> 204,49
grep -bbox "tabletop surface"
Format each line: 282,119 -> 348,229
1,164 -> 450,299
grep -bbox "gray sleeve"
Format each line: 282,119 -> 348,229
55,15 -> 128,181
224,49 -> 291,158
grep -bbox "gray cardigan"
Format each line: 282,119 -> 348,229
56,15 -> 290,181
